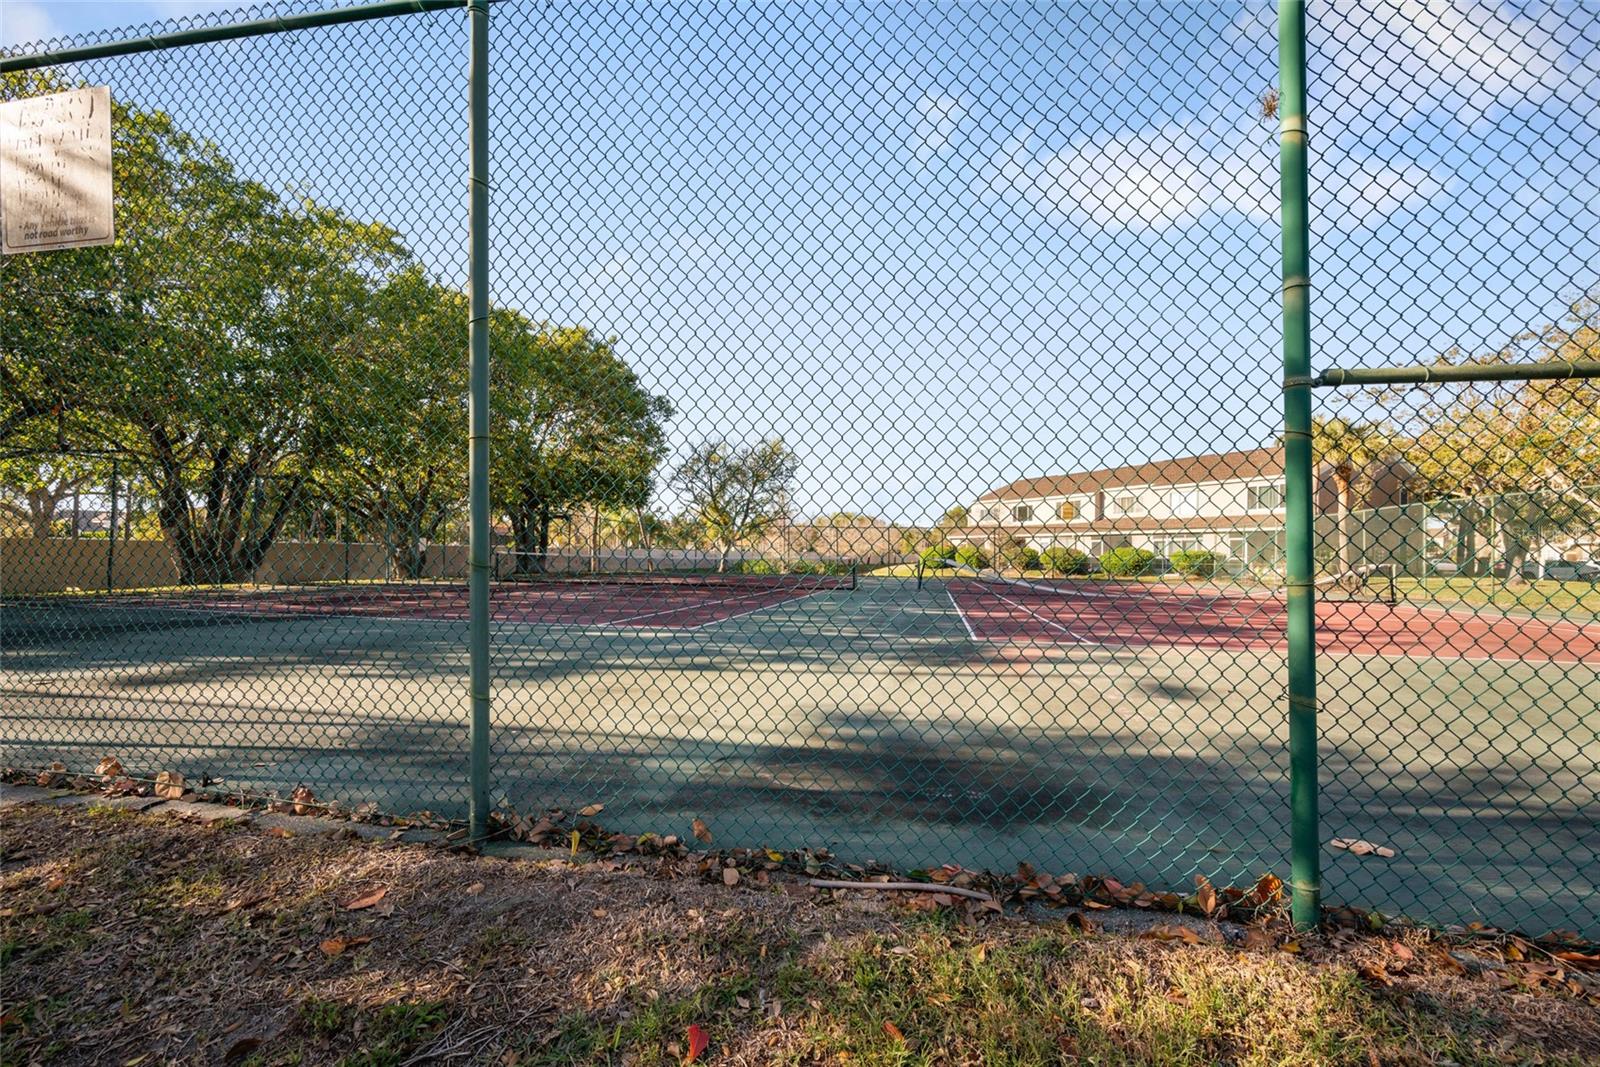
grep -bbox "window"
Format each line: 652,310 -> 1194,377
1011,504 -> 1033,522
1168,487 -> 1199,517
1112,492 -> 1144,517
1056,500 -> 1077,521
1247,483 -> 1283,511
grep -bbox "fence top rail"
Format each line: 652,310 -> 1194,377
0,0 -> 466,73
1312,361 -> 1600,388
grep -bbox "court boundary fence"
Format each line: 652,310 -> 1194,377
5,0 -> 1598,934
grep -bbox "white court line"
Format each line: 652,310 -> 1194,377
946,588 -> 980,642
953,583 -> 1110,648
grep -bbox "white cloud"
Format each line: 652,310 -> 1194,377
986,122 -> 1446,235
913,92 -> 965,159
984,125 -> 1274,231
1,1 -> 60,48
1316,0 -> 1584,128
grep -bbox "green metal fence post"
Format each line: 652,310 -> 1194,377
466,0 -> 492,840
1278,0 -> 1320,931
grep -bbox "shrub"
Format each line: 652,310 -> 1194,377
737,558 -> 782,575
919,545 -> 955,570
996,538 -> 1040,573
1099,546 -> 1156,577
1040,547 -> 1090,576
1169,549 -> 1220,578
953,544 -> 989,571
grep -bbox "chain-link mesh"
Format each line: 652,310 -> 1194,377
1306,2 -> 1600,935
2,0 -> 1596,937
1,1 -> 472,814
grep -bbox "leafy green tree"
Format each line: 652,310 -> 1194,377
668,439 -> 798,571
318,268 -> 465,578
2,75 -> 406,583
494,322 -> 670,572
1382,295 -> 1600,582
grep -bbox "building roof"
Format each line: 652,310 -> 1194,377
977,448 -> 1282,502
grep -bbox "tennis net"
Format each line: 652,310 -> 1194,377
492,551 -> 858,592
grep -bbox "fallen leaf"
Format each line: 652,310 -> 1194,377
722,867 -> 740,887
318,934 -> 372,956
882,1021 -> 905,1042
692,818 -> 713,844
154,770 -> 186,800
1139,924 -> 1201,945
266,827 -> 293,839
465,882 -> 485,896
44,873 -> 67,892
1553,951 -> 1600,973
765,849 -> 784,862
96,756 -> 124,778
1279,939 -> 1302,954
290,785 -> 317,815
685,1023 -> 710,1063
342,887 -> 387,911
1329,837 -> 1396,859
577,803 -> 604,817
1194,876 -> 1218,917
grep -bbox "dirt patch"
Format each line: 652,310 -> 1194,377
1,802 -> 1596,1066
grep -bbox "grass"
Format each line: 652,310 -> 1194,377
1393,576 -> 1600,619
2,802 -> 1595,1066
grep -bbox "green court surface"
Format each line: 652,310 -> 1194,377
2,576 -> 1595,935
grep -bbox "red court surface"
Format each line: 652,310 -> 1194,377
79,578 -> 841,630
948,581 -> 1600,665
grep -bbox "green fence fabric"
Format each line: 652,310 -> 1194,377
2,0 -> 1596,938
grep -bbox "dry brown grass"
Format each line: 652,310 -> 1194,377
1,802 -> 1596,1066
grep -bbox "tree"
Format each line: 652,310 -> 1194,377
669,439 -> 798,571
1309,417 -> 1391,572
0,438 -> 104,539
2,74 -> 406,583
494,322 -> 670,572
318,268 -> 466,578
1375,293 -> 1600,583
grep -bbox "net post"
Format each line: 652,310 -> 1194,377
107,458 -> 119,594
466,0 -> 493,842
1278,0 -> 1321,932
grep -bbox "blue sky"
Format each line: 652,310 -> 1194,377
8,1 -> 1599,526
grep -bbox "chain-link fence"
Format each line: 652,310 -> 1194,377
2,0 -> 1596,938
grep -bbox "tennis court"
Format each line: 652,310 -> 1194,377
3,572 -> 1594,933
944,575 -> 1600,665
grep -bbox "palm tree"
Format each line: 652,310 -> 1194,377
1310,417 -> 1389,573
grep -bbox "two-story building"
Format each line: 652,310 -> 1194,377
958,448 -> 1289,573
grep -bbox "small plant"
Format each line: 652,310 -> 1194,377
953,544 -> 989,571
1040,547 -> 1090,576
1169,550 -> 1220,577
1099,546 -> 1156,577
997,538 -> 1041,572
